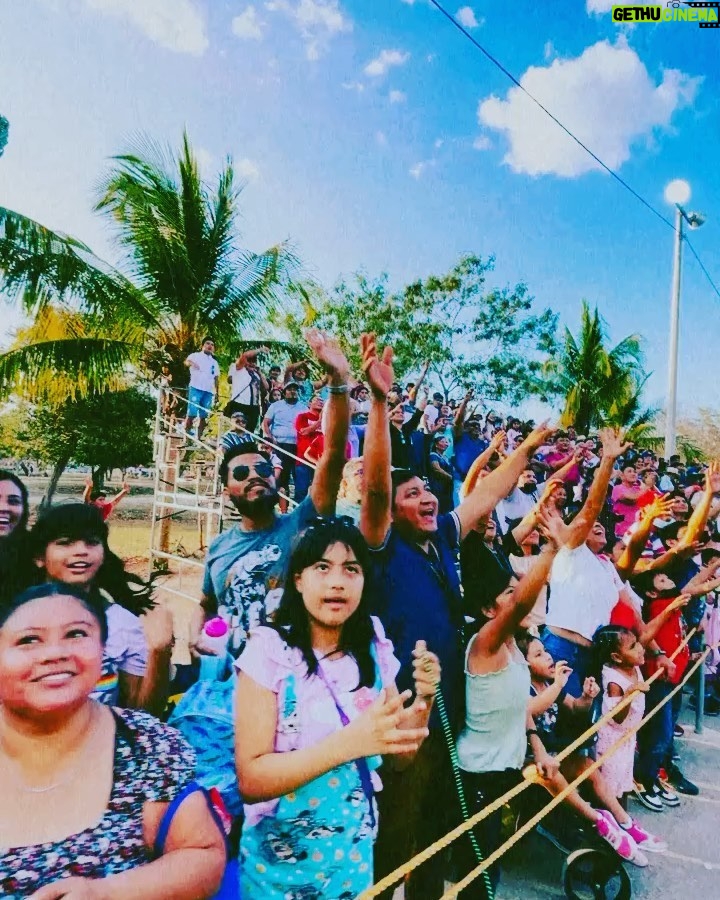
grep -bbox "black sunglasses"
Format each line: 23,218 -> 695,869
232,461 -> 274,482
304,515 -> 357,531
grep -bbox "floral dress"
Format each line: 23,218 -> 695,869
596,665 -> 645,798
235,617 -> 401,899
0,709 -> 195,897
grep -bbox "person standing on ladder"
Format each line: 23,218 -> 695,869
184,336 -> 220,441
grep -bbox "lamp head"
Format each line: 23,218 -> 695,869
686,211 -> 706,230
664,179 -> 691,206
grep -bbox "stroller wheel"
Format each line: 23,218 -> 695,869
563,847 -> 631,900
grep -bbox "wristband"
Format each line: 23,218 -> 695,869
646,649 -> 663,659
526,728 -> 539,737
328,384 -> 349,395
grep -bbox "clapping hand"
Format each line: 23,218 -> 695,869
360,333 -> 394,400
305,329 -> 350,383
345,689 -> 429,757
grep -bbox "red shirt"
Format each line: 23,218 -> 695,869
93,499 -> 113,522
306,433 -> 352,463
295,412 -> 321,460
643,597 -> 688,685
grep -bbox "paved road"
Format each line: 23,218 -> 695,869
496,708 -> 720,899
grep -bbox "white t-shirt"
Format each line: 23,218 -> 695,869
187,351 -> 220,393
423,405 -> 440,433
228,364 -> 260,406
496,488 -> 537,534
546,544 -> 619,641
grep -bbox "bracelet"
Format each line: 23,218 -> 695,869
646,649 -> 663,658
526,728 -> 539,737
328,384 -> 349,395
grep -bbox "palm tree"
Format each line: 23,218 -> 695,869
0,131 -> 296,399
548,301 -> 647,434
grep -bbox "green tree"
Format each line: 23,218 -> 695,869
0,132 -> 295,401
27,388 -> 155,504
548,301 -> 650,434
277,255 -> 558,404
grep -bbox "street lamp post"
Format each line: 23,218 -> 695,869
663,180 -> 705,460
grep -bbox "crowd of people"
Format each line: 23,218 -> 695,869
1,328 -> 718,899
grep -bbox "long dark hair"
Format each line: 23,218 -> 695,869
29,503 -> 154,616
0,470 -> 29,536
272,518 -> 377,689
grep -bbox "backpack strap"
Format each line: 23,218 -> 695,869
154,781 -> 229,858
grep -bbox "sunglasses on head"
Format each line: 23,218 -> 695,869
304,515 -> 357,532
232,461 -> 274,482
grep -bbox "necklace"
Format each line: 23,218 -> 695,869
0,705 -> 101,794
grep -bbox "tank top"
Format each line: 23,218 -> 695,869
456,636 -> 530,773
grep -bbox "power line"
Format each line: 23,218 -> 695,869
685,236 -> 720,302
427,0 -> 676,230
427,0 -> 720,304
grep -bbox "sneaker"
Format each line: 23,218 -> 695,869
632,780 -> 664,812
665,765 -> 699,796
594,813 -> 648,866
674,724 -> 685,737
621,819 -> 668,853
654,779 -> 681,807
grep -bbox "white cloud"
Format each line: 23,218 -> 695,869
84,0 -> 208,55
478,39 -> 700,178
409,160 -> 436,179
472,135 -> 492,150
456,6 -> 480,28
375,130 -> 388,146
586,0 -> 614,12
194,146 -> 214,175
232,6 -> 264,40
426,53 -> 437,63
265,0 -> 351,59
434,138 -> 444,149
543,40 -> 555,61
389,89 -> 407,104
400,0 -> 416,4
236,158 -> 261,182
364,49 -> 410,77
342,80 -> 365,93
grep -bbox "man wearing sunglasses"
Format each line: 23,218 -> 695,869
359,332 -> 553,900
193,330 -> 351,659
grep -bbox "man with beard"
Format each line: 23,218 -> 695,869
192,330 -> 350,659
495,468 -> 539,533
358,333 -> 553,900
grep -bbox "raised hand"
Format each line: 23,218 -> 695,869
641,493 -> 674,523
489,429 -> 507,453
304,329 -> 350,382
668,594 -> 691,613
705,460 -> 720,494
520,421 -> 555,454
360,332 -> 394,400
598,427 -> 631,460
536,501 -> 570,548
344,689 -> 429,757
553,660 -> 573,687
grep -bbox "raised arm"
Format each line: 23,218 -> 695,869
454,422 -> 555,540
453,389 -> 473,440
358,333 -> 393,548
679,461 -> 720,547
408,361 -> 430,403
461,430 -> 507,499
615,493 -> 675,580
472,504 -> 561,657
639,595 -> 691,647
563,428 -> 629,550
305,330 -> 350,516
82,476 -> 93,504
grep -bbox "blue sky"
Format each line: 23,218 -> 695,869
0,0 -> 718,417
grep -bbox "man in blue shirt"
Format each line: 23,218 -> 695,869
192,330 -> 350,659
452,390 -> 488,502
359,332 -> 552,900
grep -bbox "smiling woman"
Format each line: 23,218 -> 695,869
0,582 -> 226,899
0,469 -> 33,606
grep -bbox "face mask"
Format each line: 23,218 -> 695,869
519,482 -> 536,494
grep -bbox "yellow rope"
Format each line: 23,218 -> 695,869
440,647 -> 710,899
359,628 -> 698,899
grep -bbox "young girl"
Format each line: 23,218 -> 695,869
28,503 -> 174,716
234,517 -> 439,898
594,626 -> 651,803
519,633 -> 665,862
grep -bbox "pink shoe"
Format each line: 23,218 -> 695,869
622,819 -> 667,853
595,811 -> 649,867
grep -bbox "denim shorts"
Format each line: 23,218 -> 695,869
187,387 -> 213,419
